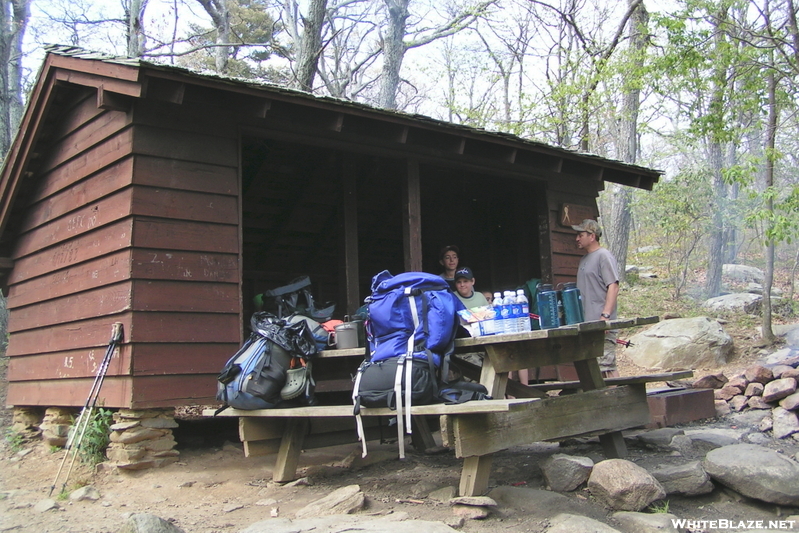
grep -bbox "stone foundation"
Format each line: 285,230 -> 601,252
107,408 -> 180,470
39,407 -> 79,447
11,407 -> 43,438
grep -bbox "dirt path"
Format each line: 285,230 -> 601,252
2,409 -> 798,533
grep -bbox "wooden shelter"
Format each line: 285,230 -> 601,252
0,46 -> 661,410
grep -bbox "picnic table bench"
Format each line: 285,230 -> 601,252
205,316 -> 692,496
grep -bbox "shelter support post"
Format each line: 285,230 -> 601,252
340,156 -> 360,316
402,158 -> 422,272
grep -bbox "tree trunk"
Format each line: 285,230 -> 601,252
761,71 -> 778,343
126,0 -> 148,57
607,0 -> 647,281
704,6 -> 730,300
379,0 -> 409,110
292,0 -> 327,92
196,0 -> 231,73
0,0 -> 30,160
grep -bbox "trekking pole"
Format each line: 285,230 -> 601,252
48,322 -> 123,497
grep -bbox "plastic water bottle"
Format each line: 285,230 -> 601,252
492,292 -> 504,335
504,290 -> 518,334
516,289 -> 531,332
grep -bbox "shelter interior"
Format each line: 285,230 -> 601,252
240,135 -> 544,323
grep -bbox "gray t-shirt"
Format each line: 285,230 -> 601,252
576,247 -> 619,321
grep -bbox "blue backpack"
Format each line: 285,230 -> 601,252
216,313 -> 318,412
352,271 -> 465,458
366,270 -> 464,367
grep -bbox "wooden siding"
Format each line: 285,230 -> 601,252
546,186 -> 600,287
5,86 -> 242,408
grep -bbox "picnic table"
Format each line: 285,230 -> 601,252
206,316 -> 690,496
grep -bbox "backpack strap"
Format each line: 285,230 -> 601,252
352,364 -> 369,458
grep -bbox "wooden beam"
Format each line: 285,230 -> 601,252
403,159 -> 423,272
451,385 -> 650,457
340,156 -> 360,317
97,86 -> 132,111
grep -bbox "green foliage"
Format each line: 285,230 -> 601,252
77,409 -> 113,466
632,169 -> 714,298
746,185 -> 799,245
4,428 -> 26,453
647,499 -> 670,514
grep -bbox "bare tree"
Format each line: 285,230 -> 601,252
126,0 -> 149,57
281,0 -> 328,91
316,0 -> 382,100
530,0 -> 643,151
196,0 -> 232,73
378,0 -> 497,110
0,0 -> 29,161
606,0 -> 649,281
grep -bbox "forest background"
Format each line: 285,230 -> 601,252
0,0 -> 797,341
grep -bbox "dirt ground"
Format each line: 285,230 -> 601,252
2,322 -> 799,533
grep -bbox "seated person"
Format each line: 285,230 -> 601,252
453,267 -> 489,308
438,245 -> 459,289
482,291 -> 494,305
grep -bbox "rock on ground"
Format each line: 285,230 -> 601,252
587,459 -> 666,512
611,511 -> 682,533
117,513 -> 186,533
541,454 -> 594,492
625,317 -> 732,370
546,513 -> 621,533
294,484 -> 365,519
650,461 -> 714,496
703,444 -> 799,506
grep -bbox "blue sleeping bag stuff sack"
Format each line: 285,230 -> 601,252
352,270 -> 465,459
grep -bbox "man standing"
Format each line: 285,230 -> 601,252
572,219 -> 620,378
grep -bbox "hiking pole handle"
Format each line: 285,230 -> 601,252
110,322 -> 124,344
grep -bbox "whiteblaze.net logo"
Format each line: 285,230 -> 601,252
671,518 -> 797,531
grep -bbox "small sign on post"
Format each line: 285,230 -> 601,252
559,204 -> 596,228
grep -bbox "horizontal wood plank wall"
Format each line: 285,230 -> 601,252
6,87 -> 242,409
126,97 -> 240,408
5,90 -> 137,408
546,178 -> 600,287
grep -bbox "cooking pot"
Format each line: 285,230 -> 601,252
331,321 -> 361,349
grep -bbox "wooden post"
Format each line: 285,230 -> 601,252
340,156 -> 360,316
572,330 -> 628,458
272,418 -> 309,482
403,159 -> 422,272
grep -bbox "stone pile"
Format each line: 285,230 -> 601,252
10,407 -> 42,437
696,361 -> 799,440
106,408 -> 180,470
39,407 -> 78,447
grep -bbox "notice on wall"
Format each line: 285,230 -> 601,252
559,203 -> 596,228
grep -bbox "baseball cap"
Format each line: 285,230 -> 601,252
454,267 -> 474,280
571,219 -> 602,238
439,245 -> 460,260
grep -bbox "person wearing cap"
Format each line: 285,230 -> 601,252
453,267 -> 489,308
572,219 -> 620,378
438,245 -> 460,289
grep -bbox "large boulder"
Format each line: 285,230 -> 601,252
703,444 -> 799,506
587,459 -> 666,511
722,264 -> 764,283
625,317 -> 733,370
703,293 -> 761,314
